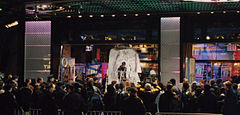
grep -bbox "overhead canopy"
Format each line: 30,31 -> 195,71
24,0 -> 240,17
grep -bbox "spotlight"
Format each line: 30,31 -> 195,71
237,11 -> 240,13
89,15 -> 93,18
135,14 -> 139,16
197,12 -> 200,14
0,8 -> 2,11
67,15 -> 71,18
223,11 -> 226,14
123,14 -> 127,17
147,13 -> 150,16
100,15 -> 104,17
206,36 -> 211,40
112,14 -> 116,17
210,11 -> 214,14
78,15 -> 82,18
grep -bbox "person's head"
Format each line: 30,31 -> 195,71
183,82 -> 189,91
4,84 -> 13,92
66,84 -> 74,93
232,83 -> 238,90
12,75 -> 19,82
191,82 -> 197,92
127,87 -> 138,96
144,83 -> 152,91
224,81 -> 232,90
209,79 -> 215,86
107,85 -> 116,94
48,76 -> 55,83
204,84 -> 210,93
195,86 -> 202,96
111,81 -> 117,86
8,74 -> 13,79
73,82 -> 82,92
216,78 -> 223,86
122,62 -> 126,66
183,78 -> 188,83
170,79 -> 176,86
0,81 -> 4,89
47,84 -> 55,93
25,78 -> 32,85
37,77 -> 44,84
166,82 -> 173,92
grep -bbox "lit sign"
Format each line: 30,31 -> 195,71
183,0 -> 240,2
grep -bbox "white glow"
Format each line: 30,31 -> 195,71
5,21 -> 19,28
206,36 -> 211,40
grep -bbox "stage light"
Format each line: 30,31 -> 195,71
67,15 -> 71,18
78,15 -> 82,18
210,11 -> 214,14
112,14 -> 116,17
89,15 -> 93,18
206,36 -> 211,40
237,11 -> 240,13
223,11 -> 226,14
123,14 -> 127,17
197,12 -> 200,14
147,13 -> 150,16
100,15 -> 104,17
135,14 -> 139,16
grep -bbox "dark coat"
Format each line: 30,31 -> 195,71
53,87 -> 66,109
199,91 -> 217,113
103,93 -> 117,111
0,91 -> 18,115
121,95 -> 146,115
40,92 -> 58,115
63,92 -> 88,115
17,87 -> 33,112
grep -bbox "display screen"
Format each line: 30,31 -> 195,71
192,43 -> 240,60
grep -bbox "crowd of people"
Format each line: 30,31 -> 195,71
0,74 -> 240,115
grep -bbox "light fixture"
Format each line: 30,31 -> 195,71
147,13 -> 150,16
89,15 -> 93,18
78,15 -> 82,18
0,8 -> 2,11
123,14 -> 127,17
197,12 -> 200,14
67,15 -> 71,18
68,5 -> 71,8
135,14 -> 139,16
206,36 -> 211,40
100,14 -> 104,17
112,14 -> 116,17
223,11 -> 226,14
237,11 -> 240,13
5,21 -> 19,28
210,11 -> 214,14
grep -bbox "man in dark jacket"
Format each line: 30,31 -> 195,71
0,85 -> 18,115
53,82 -> 66,109
121,87 -> 146,115
40,84 -> 58,115
63,84 -> 88,115
199,84 -> 217,113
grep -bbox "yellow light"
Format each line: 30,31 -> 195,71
147,13 -> 150,16
135,14 -> 139,16
89,15 -> 93,18
223,11 -> 226,14
237,11 -> 240,13
112,14 -> 116,17
100,15 -> 104,17
210,11 -> 214,14
78,15 -> 82,18
67,16 -> 71,18
197,12 -> 200,14
123,14 -> 127,16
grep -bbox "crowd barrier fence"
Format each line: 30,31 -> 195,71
13,109 -> 223,115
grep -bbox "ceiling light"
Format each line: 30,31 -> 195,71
78,15 -> 82,18
68,5 -> 71,8
89,15 -> 93,18
112,14 -> 116,17
237,11 -> 240,13
135,14 -> 139,16
0,8 -> 2,11
123,14 -> 127,17
206,36 -> 211,40
67,15 -> 71,18
223,11 -> 226,13
100,15 -> 104,17
197,12 -> 200,14
210,11 -> 214,14
147,13 -> 150,16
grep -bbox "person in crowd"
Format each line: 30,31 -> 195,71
103,85 -> 117,111
155,82 -> 165,113
224,81 -> 239,115
190,82 -> 197,95
181,82 -> 193,112
0,81 -> 5,94
53,82 -> 66,109
63,84 -> 87,115
17,79 -> 33,113
40,84 -> 57,115
47,76 -> 55,85
191,86 -> 202,112
169,79 -> 181,111
37,77 -> 44,84
0,84 -> 18,115
138,83 -> 160,114
121,87 -> 146,115
115,83 -> 128,111
199,84 -> 217,113
9,75 -> 19,92
32,83 -> 43,109
3,74 -> 12,84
